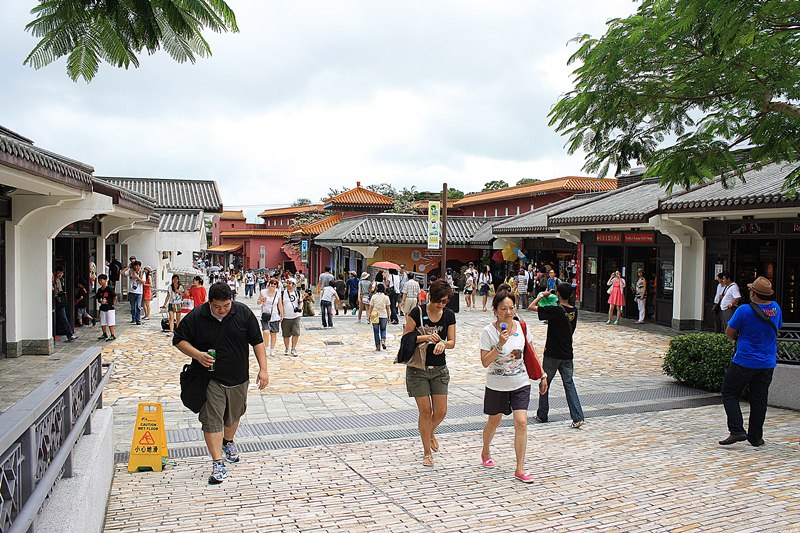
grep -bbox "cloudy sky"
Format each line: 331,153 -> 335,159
0,1 -> 637,220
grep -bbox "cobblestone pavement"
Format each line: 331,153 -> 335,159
105,405 -> 800,532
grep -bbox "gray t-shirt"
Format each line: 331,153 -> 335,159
318,272 -> 334,290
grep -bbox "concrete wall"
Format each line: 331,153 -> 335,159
39,406 -> 114,533
770,364 -> 800,411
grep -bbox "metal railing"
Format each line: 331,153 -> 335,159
778,326 -> 800,365
0,347 -> 113,533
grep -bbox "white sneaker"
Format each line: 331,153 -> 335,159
268,349 -> 274,356
290,348 -> 298,357
284,347 -> 289,355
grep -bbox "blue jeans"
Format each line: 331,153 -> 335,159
537,357 -> 584,423
372,318 -> 388,347
56,306 -> 74,338
721,362 -> 773,442
129,292 -> 142,322
320,300 -> 333,327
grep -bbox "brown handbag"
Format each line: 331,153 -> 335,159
407,325 -> 437,370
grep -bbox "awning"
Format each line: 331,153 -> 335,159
206,243 -> 242,253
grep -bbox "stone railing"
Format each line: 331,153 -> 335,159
0,347 -> 113,533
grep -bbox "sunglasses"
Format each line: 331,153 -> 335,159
269,282 -> 278,286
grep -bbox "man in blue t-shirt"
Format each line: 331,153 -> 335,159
719,276 -> 782,447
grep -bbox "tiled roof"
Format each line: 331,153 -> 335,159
0,130 -> 93,191
159,211 -> 203,232
548,179 -> 674,227
493,193 -> 605,234
660,162 -> 800,213
324,183 -> 394,208
207,243 -> 243,253
293,214 -> 342,236
92,179 -> 155,214
218,210 -> 246,220
453,177 -> 617,207
220,229 -> 290,238
96,176 -> 223,212
259,204 -> 324,218
314,214 -> 498,246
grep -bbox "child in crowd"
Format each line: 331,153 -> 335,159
74,279 -> 95,327
95,274 -> 117,342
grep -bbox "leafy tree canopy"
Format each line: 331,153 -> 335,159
292,198 -> 312,207
549,0 -> 800,191
482,180 -> 509,191
447,188 -> 465,200
515,178 -> 541,186
24,0 -> 238,82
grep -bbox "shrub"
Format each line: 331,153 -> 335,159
662,333 -> 734,392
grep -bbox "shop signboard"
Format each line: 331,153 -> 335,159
596,232 -> 622,243
625,232 -> 655,243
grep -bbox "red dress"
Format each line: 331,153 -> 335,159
607,279 -> 626,306
143,279 -> 152,302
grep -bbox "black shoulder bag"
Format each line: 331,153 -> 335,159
180,318 -> 227,413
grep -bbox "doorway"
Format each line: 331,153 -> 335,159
627,247 -> 657,320
598,246 -> 623,314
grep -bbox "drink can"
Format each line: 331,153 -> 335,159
208,349 -> 216,371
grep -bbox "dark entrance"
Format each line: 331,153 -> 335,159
582,231 -> 673,326
53,220 -> 99,336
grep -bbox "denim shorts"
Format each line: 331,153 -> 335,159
406,365 -> 450,397
262,320 -> 280,333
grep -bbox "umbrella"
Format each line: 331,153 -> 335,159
371,261 -> 401,270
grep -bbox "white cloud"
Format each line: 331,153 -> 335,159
0,0 -> 638,219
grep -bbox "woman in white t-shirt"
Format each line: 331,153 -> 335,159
161,274 -> 186,333
368,283 -> 391,351
478,290 -> 547,484
257,277 -> 282,355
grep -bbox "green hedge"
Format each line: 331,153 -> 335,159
662,333 -> 734,392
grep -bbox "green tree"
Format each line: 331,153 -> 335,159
24,0 -> 238,82
515,178 -> 540,186
549,0 -> 800,191
292,198 -> 312,207
447,188 -> 465,200
365,183 -> 398,198
482,180 -> 509,191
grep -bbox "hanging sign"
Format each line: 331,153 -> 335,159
301,240 -> 309,263
428,201 -> 441,249
128,402 -> 168,472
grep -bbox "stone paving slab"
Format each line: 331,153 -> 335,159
105,405 -> 800,532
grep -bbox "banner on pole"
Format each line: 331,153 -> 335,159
301,240 -> 309,263
428,201 -> 441,249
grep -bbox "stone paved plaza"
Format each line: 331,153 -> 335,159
4,295 -> 799,531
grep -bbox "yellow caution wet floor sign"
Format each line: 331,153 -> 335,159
128,402 -> 168,472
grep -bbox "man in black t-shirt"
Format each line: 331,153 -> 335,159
528,282 -> 585,428
173,282 -> 269,485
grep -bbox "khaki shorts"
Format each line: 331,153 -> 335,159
198,379 -> 248,433
402,297 -> 418,316
281,317 -> 301,338
406,365 -> 450,397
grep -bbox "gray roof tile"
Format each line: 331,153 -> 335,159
660,162 -> 800,212
315,214 -> 498,246
0,131 -> 93,190
548,179 -> 675,226
493,193 -> 605,234
158,211 -> 203,232
96,176 -> 223,211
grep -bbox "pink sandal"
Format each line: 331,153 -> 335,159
481,455 -> 495,467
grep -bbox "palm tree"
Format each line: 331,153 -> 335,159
24,0 -> 238,82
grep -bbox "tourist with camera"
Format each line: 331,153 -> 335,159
278,278 -> 306,356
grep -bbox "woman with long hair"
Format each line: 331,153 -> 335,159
162,274 -> 185,332
402,279 -> 457,467
607,270 -> 626,324
479,290 -> 548,482
142,267 -> 154,320
478,265 -> 493,312
368,283 -> 391,350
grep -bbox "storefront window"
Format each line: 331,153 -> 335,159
658,261 -> 674,298
782,240 -> 800,323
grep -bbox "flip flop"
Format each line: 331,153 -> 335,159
430,436 -> 439,452
422,455 -> 434,467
